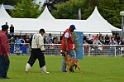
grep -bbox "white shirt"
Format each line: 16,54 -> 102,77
93,40 -> 102,46
31,33 -> 45,51
64,32 -> 69,38
64,32 -> 75,49
88,35 -> 93,40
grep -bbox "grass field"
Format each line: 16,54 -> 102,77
0,55 -> 124,82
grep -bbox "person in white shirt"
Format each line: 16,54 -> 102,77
109,37 -> 116,56
88,34 -> 93,40
93,37 -> 102,56
25,29 -> 49,73
88,34 -> 93,44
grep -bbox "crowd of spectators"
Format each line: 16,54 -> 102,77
83,33 -> 122,45
7,33 -> 62,55
7,29 -> 124,56
8,33 -> 62,45
83,33 -> 124,56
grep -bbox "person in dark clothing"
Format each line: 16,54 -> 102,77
105,34 -> 110,45
0,25 -> 10,79
115,35 -> 120,45
119,39 -> 124,54
10,24 -> 14,36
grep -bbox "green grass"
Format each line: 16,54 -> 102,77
1,55 -> 124,82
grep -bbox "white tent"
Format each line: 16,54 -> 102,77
0,18 -> 112,35
87,6 -> 121,31
0,5 -> 119,35
0,17 -> 112,35
37,6 -> 55,20
0,4 -> 11,18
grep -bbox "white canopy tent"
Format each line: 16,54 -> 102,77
0,18 -> 112,35
37,6 -> 55,20
0,5 -> 120,35
87,6 -> 121,31
0,4 -> 11,18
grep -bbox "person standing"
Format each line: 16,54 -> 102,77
25,29 -> 49,73
10,24 -> 14,36
61,25 -> 76,72
93,37 -> 102,56
0,25 -> 10,79
105,34 -> 110,45
108,37 -> 116,56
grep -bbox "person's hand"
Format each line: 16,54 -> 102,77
41,50 -> 45,54
4,55 -> 9,63
66,47 -> 69,52
74,47 -> 76,50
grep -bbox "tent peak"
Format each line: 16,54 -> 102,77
37,6 -> 55,19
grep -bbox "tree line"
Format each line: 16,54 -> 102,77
1,0 -> 124,28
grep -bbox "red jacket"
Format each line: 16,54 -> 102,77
0,31 -> 10,55
61,29 -> 74,50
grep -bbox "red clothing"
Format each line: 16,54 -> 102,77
93,36 -> 98,40
0,31 -> 10,55
61,29 -> 74,50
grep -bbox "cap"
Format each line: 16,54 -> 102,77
69,25 -> 76,30
1,25 -> 9,30
39,28 -> 45,33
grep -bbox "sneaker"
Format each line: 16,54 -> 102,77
42,71 -> 49,74
45,72 -> 49,74
62,70 -> 67,72
26,71 -> 30,73
0,77 -> 3,79
3,77 -> 10,79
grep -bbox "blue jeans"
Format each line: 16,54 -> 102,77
0,55 -> 10,78
61,50 -> 76,72
109,48 -> 115,56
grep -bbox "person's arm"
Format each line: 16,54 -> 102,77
93,40 -> 95,45
98,40 -> 102,45
38,35 -> 44,48
64,37 -> 68,51
64,32 -> 69,51
1,34 -> 10,55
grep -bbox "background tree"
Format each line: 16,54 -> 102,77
2,0 -> 124,29
51,0 -> 101,19
81,0 -> 101,19
98,0 -> 124,28
51,0 -> 124,28
51,0 -> 85,19
0,0 -> 21,5
10,0 -> 42,18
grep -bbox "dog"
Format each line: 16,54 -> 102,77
61,52 -> 81,73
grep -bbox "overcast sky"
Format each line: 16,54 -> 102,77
35,0 -> 46,7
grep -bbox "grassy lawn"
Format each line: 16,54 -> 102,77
0,55 -> 124,82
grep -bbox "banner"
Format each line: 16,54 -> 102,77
74,32 -> 83,59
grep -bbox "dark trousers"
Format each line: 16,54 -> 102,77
0,55 -> 10,78
27,49 -> 45,68
94,46 -> 98,56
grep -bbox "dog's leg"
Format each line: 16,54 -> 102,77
67,65 -> 70,73
72,66 -> 74,72
75,61 -> 82,73
69,66 -> 74,72
77,64 -> 82,73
